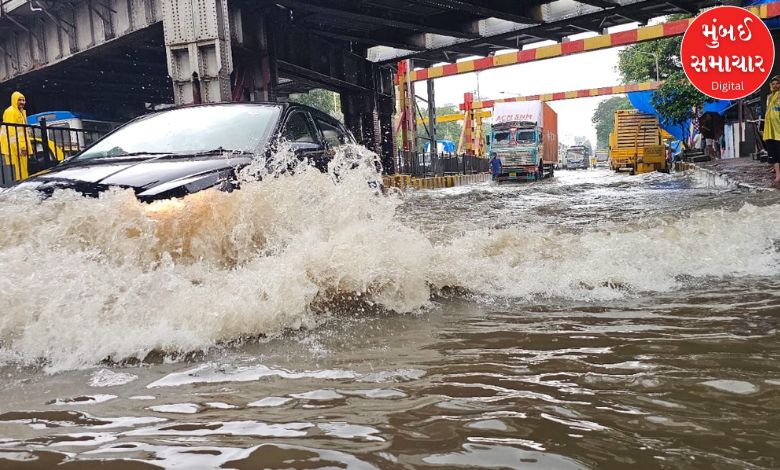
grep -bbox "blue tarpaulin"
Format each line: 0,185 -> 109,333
626,91 -> 731,142
424,139 -> 456,154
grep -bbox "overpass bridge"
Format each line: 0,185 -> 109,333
0,0 -> 720,171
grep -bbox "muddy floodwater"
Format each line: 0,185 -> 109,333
0,166 -> 778,469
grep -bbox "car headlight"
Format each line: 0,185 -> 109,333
144,198 -> 187,218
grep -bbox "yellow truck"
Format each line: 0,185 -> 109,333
608,110 -> 666,175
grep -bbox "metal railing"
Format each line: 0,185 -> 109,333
0,118 -> 106,187
396,150 -> 490,177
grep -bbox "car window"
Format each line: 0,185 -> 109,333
283,112 -> 318,143
315,117 -> 347,148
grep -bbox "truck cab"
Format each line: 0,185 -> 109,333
490,101 -> 557,183
564,145 -> 589,170
491,124 -> 542,181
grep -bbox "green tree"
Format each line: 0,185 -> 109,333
591,96 -> 632,150
617,37 -> 682,83
290,88 -> 342,119
616,14 -> 690,83
651,71 -> 710,146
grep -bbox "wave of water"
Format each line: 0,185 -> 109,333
0,148 -> 777,371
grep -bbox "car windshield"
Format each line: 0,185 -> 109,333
75,104 -> 282,160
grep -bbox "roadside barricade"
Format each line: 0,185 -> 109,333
0,119 -> 106,187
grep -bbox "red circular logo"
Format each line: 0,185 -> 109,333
681,6 -> 775,100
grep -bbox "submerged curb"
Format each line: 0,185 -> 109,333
382,173 -> 491,191
676,161 -> 771,191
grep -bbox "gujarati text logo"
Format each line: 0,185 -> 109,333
681,6 -> 774,99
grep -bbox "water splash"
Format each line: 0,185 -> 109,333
0,149 -> 778,371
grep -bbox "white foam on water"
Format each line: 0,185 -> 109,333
0,147 -> 778,371
701,379 -> 758,394
125,420 -> 313,438
289,389 -> 344,401
89,369 -> 138,387
339,388 -> 407,399
148,403 -> 200,414
247,397 -> 292,407
205,402 -> 237,409
147,363 -> 357,388
317,422 -> 384,442
0,451 -> 39,462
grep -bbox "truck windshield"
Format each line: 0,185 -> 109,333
493,131 -> 511,145
515,130 -> 534,142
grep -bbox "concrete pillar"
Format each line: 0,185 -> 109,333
162,0 -> 233,104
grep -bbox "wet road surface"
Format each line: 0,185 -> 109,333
0,167 -> 778,469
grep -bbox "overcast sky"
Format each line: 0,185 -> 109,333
421,24 -> 644,148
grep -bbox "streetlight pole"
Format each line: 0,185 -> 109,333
633,50 -> 660,81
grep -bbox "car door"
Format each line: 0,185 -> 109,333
313,115 -> 350,157
281,109 -> 326,170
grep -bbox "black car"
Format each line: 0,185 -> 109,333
9,102 -> 367,201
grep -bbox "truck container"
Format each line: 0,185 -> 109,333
608,110 -> 666,175
489,101 -> 558,182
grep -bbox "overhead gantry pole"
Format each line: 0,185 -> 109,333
463,80 -> 663,110
416,81 -> 662,124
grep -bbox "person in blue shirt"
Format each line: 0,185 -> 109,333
490,153 -> 502,180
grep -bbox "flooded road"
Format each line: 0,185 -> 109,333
0,167 -> 779,469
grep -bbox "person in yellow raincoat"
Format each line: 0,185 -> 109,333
1,91 -> 31,181
763,76 -> 780,186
